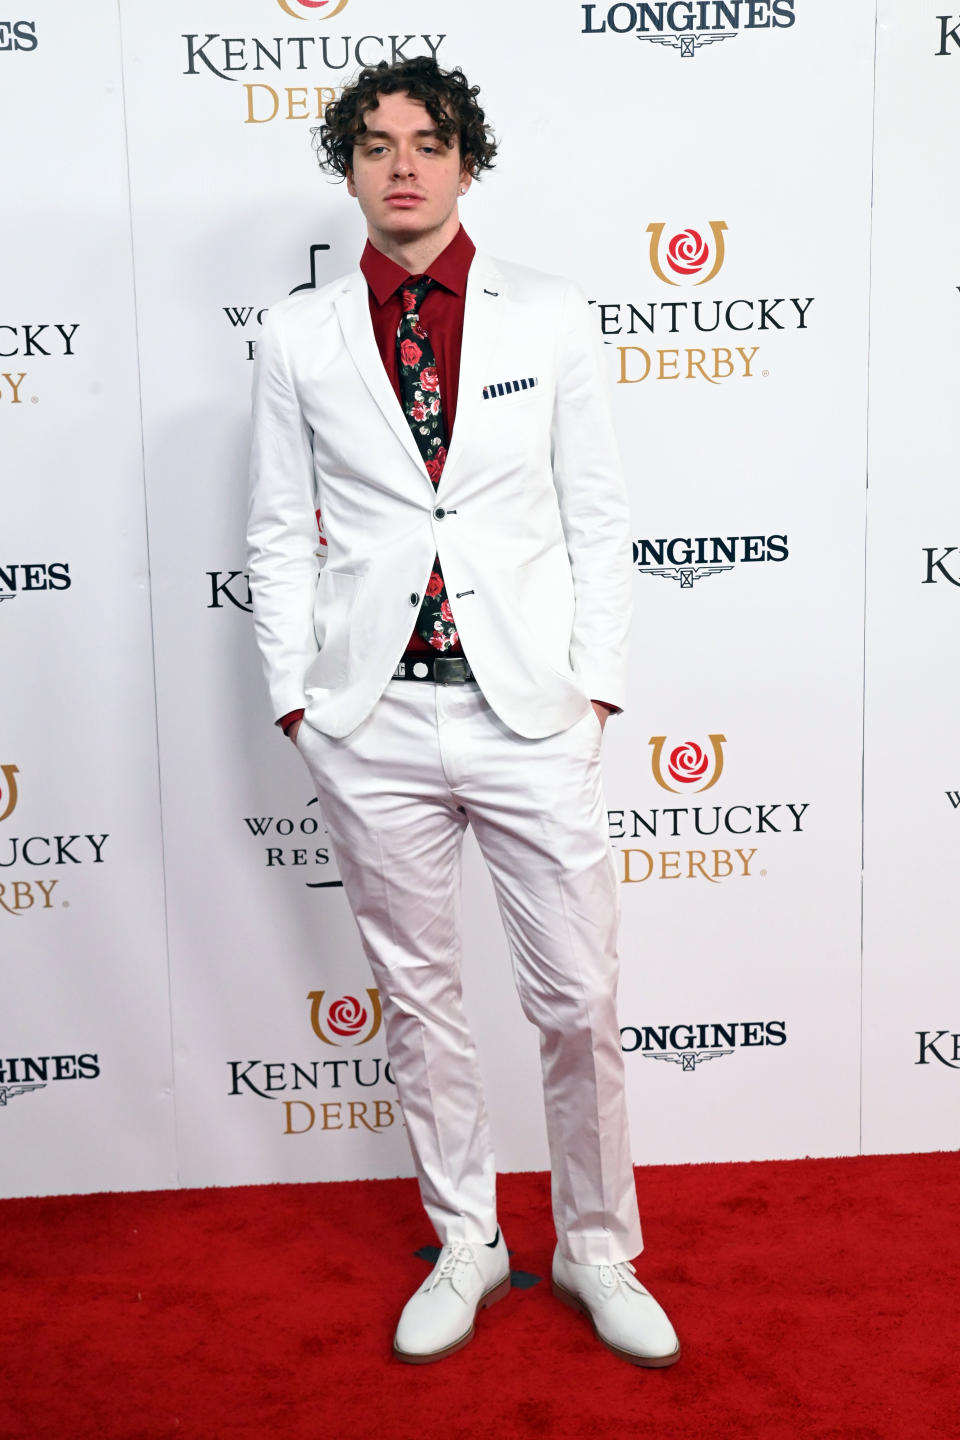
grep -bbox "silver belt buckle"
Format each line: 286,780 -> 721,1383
435,657 -> 470,685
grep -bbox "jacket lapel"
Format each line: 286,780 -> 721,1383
442,253 -> 505,490
333,272 -> 428,479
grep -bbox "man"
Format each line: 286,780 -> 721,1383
247,56 -> 679,1368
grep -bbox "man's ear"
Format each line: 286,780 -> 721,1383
345,166 -> 357,197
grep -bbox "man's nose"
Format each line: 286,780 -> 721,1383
391,147 -> 416,178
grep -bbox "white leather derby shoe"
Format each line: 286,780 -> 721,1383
552,1249 -> 681,1367
393,1231 -> 511,1364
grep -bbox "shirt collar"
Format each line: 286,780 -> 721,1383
360,226 -> 476,306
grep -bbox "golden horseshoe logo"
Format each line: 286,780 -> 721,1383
277,0 -> 349,20
308,988 -> 383,1046
648,736 -> 727,794
646,220 -> 728,286
0,765 -> 19,822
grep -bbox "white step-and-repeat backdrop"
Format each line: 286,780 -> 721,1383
2,0 -> 957,1199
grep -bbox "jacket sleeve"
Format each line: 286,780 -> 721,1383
550,282 -> 633,712
247,305 -> 321,722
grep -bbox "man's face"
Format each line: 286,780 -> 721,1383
345,90 -> 472,249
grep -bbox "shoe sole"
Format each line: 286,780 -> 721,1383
392,1272 -> 512,1365
552,1279 -> 682,1369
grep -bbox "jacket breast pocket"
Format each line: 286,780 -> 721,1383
311,568 -> 362,688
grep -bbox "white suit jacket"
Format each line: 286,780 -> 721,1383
247,249 -> 632,740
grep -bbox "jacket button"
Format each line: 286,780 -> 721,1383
433,506 -> 446,520
409,592 -> 420,606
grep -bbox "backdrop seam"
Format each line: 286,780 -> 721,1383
858,0 -> 882,1159
116,0 -> 183,1186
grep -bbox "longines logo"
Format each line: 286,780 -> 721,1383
581,1 -> 796,55
0,765 -> 110,918
227,984 -> 401,1137
224,243 -> 334,361
244,796 -> 342,888
621,1020 -> 786,1070
309,989 -> 382,1046
634,534 -> 788,588
936,15 -> 960,54
593,220 -> 813,386
922,548 -> 960,585
608,734 -> 810,884
182,30 -> 445,127
0,20 -> 37,51
0,562 -> 72,608
0,1052 -> 101,1110
916,1030 -> 960,1068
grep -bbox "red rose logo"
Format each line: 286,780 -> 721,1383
667,742 -> 710,786
666,229 -> 709,277
399,339 -> 422,367
429,633 -> 446,649
429,397 -> 441,416
440,599 -> 453,622
401,289 -> 418,311
426,571 -> 444,597
326,994 -> 368,1038
420,367 -> 440,393
411,401 -> 427,422
309,986 -> 383,1046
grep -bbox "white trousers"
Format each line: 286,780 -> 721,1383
296,680 -> 644,1265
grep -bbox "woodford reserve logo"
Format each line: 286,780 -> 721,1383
222,243 -> 336,363
0,765 -> 110,918
608,733 -> 810,884
227,987 -> 401,1137
593,219 -> 813,386
243,796 -> 343,889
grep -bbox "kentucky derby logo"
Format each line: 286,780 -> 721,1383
309,989 -> 382,1046
0,765 -> 19,823
647,221 -> 727,286
649,736 -> 726,793
276,0 -> 349,17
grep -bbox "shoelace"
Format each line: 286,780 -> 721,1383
427,1241 -> 477,1291
597,1260 -> 645,1294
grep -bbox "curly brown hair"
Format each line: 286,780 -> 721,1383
315,57 -> 498,179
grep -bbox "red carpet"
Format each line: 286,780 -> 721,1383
1,1152 -> 958,1440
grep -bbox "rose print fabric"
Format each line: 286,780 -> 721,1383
396,277 -> 458,652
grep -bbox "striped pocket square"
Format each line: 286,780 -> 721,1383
482,377 -> 538,400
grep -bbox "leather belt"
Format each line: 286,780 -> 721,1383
393,652 -> 475,685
